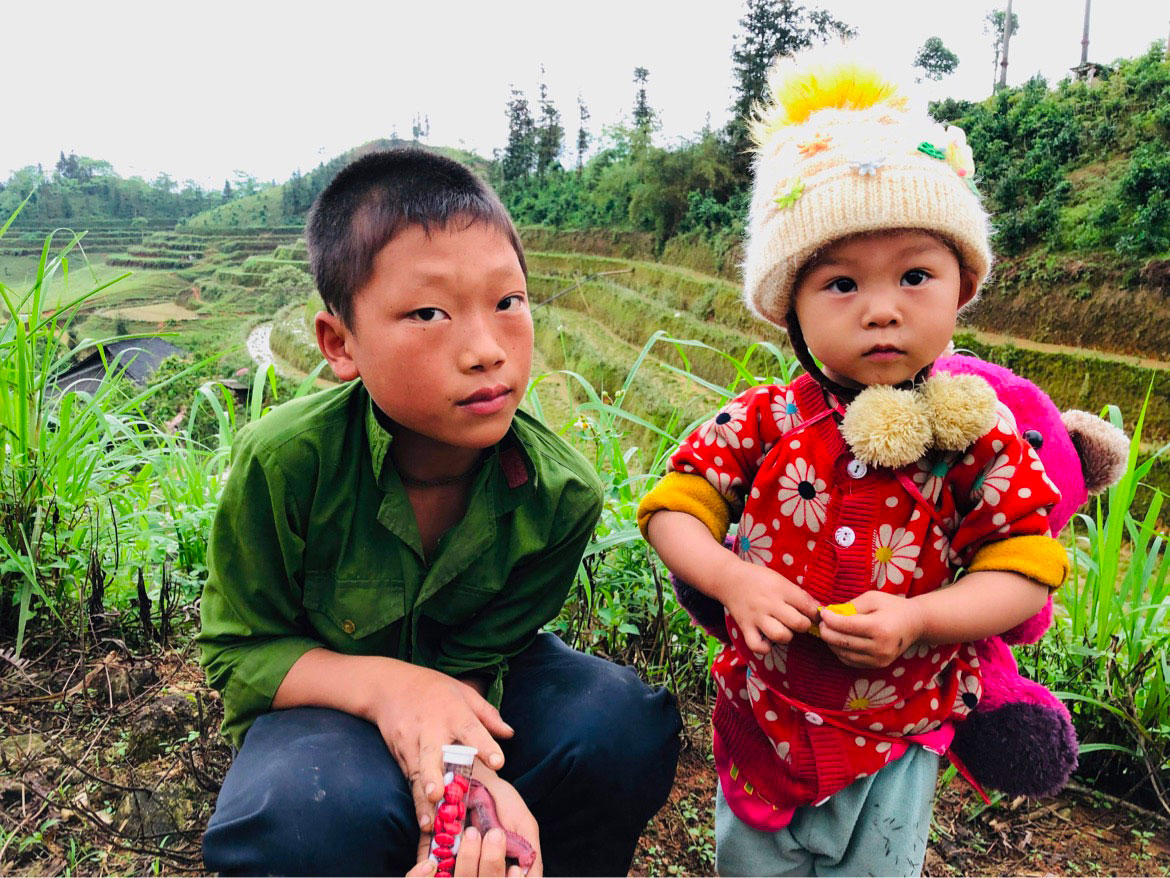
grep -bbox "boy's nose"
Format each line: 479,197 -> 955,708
459,322 -> 507,372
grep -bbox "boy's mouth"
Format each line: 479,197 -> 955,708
458,384 -> 512,415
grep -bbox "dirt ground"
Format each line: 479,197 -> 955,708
2,639 -> 1169,877
630,745 -> 1170,877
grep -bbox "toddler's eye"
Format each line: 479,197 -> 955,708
827,278 -> 857,293
902,269 -> 930,286
410,307 -> 448,322
498,293 -> 527,311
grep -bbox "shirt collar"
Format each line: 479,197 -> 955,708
363,384 -> 539,507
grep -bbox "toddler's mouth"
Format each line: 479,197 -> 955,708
862,345 -> 905,360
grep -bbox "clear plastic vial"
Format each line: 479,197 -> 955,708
429,744 -> 477,877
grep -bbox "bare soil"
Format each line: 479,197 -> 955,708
3,633 -> 1168,877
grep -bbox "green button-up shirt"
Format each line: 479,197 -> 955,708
196,379 -> 603,748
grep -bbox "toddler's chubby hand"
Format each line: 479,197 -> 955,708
367,664 -> 514,836
817,590 -> 926,668
725,557 -> 819,655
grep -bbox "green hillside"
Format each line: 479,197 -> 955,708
181,138 -> 492,228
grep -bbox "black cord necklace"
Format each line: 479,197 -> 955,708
396,452 -> 486,489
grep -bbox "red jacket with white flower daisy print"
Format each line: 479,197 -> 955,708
662,373 -> 1062,829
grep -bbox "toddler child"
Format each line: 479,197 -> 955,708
198,148 -> 681,876
638,60 -> 1068,877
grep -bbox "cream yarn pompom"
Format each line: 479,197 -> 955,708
922,373 -> 998,450
839,373 -> 999,468
840,385 -> 932,468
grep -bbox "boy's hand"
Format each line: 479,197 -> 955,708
407,825 -> 521,878
817,590 -> 926,668
470,765 -> 542,876
723,558 -> 819,655
368,663 -> 514,834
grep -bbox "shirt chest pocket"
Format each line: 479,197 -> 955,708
421,577 -> 504,627
303,573 -> 406,643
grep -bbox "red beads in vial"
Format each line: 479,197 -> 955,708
429,744 -> 476,877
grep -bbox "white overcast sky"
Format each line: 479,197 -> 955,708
6,1 -> 1168,190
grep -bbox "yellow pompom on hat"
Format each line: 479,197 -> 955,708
743,57 -> 993,329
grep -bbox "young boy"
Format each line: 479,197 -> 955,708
197,149 -> 681,876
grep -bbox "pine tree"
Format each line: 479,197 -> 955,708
728,0 -> 854,175
412,113 -> 431,141
731,1 -> 854,120
576,94 -> 591,171
535,66 -> 564,179
222,179 -> 232,200
501,87 -> 536,183
632,67 -> 655,130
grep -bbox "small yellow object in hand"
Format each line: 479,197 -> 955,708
808,602 -> 857,637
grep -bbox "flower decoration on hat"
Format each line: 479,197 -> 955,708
943,126 -> 975,179
917,141 -> 946,161
773,177 -> 805,209
851,157 -> 885,177
797,133 -> 832,157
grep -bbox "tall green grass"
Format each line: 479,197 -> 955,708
0,213 -> 322,655
536,331 -> 801,701
1041,392 -> 1170,811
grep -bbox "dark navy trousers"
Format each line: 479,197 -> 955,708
202,633 -> 682,876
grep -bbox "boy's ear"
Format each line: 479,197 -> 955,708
314,310 -> 360,382
957,269 -> 979,309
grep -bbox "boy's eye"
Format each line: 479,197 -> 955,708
410,307 -> 448,322
826,278 -> 857,293
498,293 -> 528,312
902,269 -> 930,286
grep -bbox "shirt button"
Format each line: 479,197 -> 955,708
342,619 -> 356,634
847,459 -> 868,479
834,526 -> 855,548
805,712 -> 824,726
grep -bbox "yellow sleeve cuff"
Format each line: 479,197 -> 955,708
968,534 -> 1069,590
637,472 -> 731,542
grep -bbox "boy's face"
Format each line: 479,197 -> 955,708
317,220 -> 532,451
792,230 -> 976,388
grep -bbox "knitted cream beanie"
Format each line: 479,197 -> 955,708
743,58 -> 993,329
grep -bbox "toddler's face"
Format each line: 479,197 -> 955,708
792,231 -> 975,389
325,219 -> 532,451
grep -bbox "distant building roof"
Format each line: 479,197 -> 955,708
54,337 -> 187,396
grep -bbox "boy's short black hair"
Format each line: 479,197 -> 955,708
305,148 -> 526,327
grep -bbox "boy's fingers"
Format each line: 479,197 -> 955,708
410,740 -> 445,830
476,827 -> 509,877
467,694 -> 515,744
391,737 -> 435,831
450,718 -> 506,771
410,774 -> 435,831
406,857 -> 438,877
453,825 -> 482,876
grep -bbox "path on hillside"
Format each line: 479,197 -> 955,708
246,324 -> 274,370
963,328 -> 1170,371
247,321 -> 337,389
532,250 -> 1170,371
